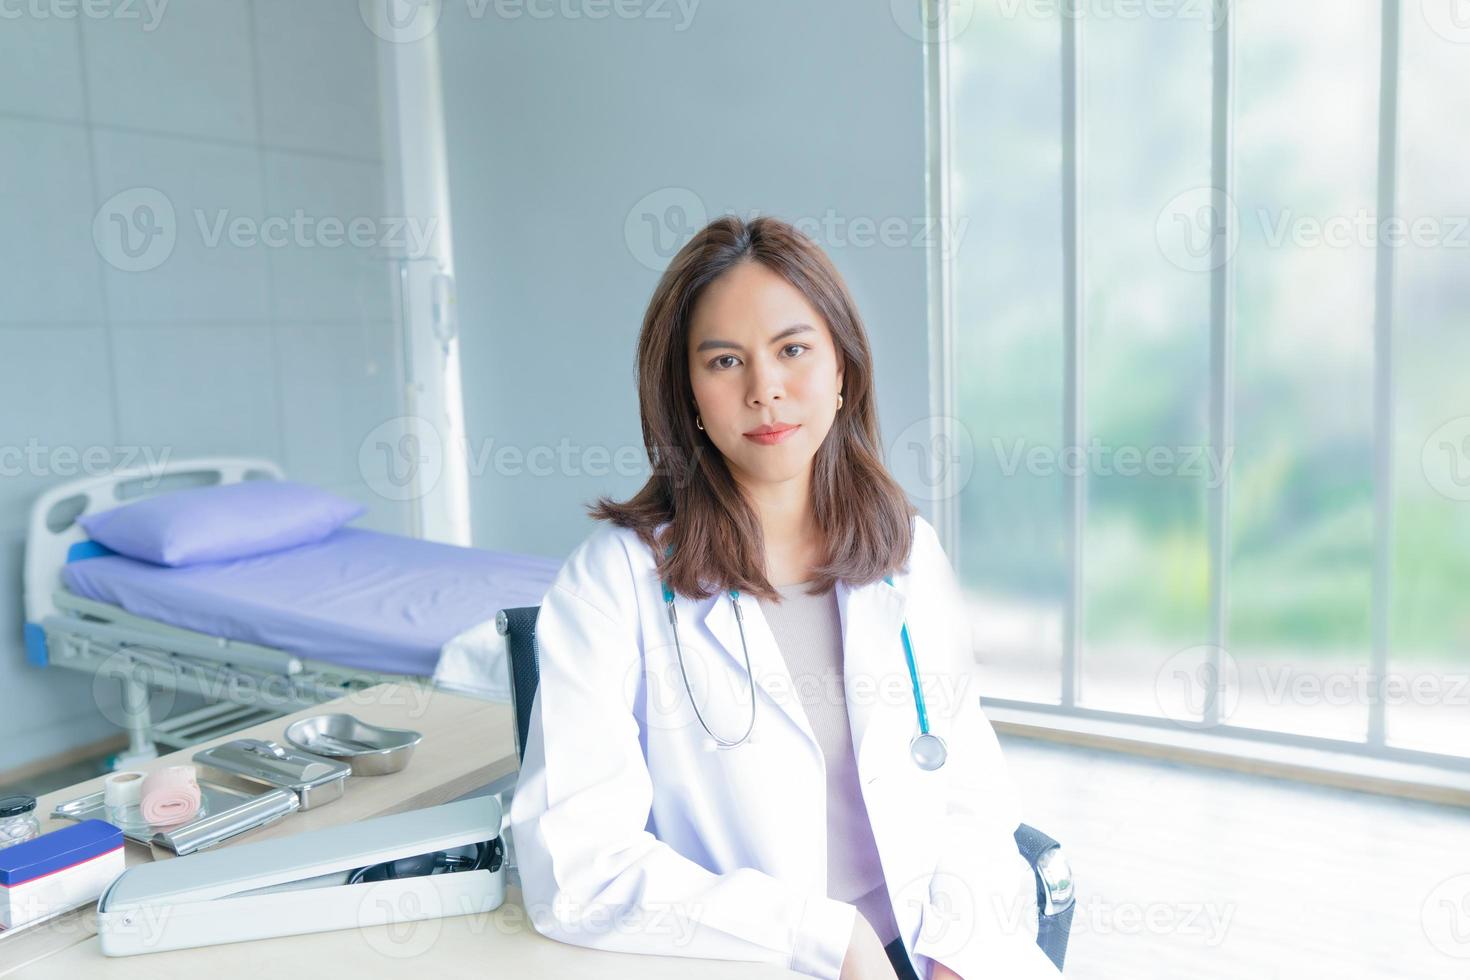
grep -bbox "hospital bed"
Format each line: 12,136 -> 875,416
22,457 -> 563,765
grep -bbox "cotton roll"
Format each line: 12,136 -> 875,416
139,765 -> 202,826
103,770 -> 146,809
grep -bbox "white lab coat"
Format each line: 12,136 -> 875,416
509,514 -> 1063,979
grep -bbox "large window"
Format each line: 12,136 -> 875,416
947,0 -> 1470,768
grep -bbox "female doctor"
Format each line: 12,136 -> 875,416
508,215 -> 1062,980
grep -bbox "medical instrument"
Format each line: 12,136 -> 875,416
0,796 -> 39,851
96,795 -> 505,956
659,546 -> 948,770
661,576 -> 757,750
0,820 -> 123,931
54,779 -> 300,857
284,713 -> 423,776
896,608 -> 948,771
194,738 -> 351,810
346,837 -> 501,885
102,771 -> 144,813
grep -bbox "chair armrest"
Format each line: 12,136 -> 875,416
1013,823 -> 1075,916
1013,823 -> 1075,972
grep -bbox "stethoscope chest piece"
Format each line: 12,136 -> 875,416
909,732 -> 948,771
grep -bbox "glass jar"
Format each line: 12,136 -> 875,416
0,794 -> 40,849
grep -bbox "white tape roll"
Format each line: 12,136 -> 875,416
103,770 -> 146,809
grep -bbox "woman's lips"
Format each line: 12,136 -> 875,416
743,424 -> 800,446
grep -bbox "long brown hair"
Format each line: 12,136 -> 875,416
588,214 -> 917,602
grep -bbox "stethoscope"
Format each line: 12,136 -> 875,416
659,548 -> 948,771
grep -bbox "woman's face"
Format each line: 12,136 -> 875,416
686,260 -> 844,491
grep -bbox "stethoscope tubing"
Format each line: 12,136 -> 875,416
896,617 -> 931,737
666,587 -> 757,749
659,573 -> 944,768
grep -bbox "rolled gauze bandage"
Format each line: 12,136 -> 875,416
139,765 -> 202,826
103,770 -> 146,809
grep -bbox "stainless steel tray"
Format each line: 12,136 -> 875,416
52,780 -> 299,856
193,738 -> 350,811
284,713 -> 421,776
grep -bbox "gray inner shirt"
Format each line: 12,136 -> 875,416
756,580 -> 902,947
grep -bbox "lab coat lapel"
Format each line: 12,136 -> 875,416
697,575 -> 909,763
836,576 -> 908,770
700,590 -> 819,749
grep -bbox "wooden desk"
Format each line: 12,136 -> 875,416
1,683 -> 795,978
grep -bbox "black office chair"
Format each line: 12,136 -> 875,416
496,605 -> 1074,972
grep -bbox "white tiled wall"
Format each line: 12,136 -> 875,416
0,118 -> 105,324
0,16 -> 86,121
92,129 -> 274,323
276,320 -> 401,487
252,0 -> 385,159
0,327 -> 116,519
1,1 -> 411,774
81,0 -> 258,141
261,152 -> 395,322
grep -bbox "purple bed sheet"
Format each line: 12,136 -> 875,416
61,527 -> 563,676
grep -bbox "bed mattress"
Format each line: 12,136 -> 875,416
61,527 -> 562,680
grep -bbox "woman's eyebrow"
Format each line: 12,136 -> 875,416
695,323 -> 815,353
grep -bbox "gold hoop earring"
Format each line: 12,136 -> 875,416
695,414 -> 704,431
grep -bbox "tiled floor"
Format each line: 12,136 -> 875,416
999,734 -> 1470,979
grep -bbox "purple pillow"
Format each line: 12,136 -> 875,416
78,480 -> 366,566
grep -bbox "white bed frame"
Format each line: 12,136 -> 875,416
24,457 -> 436,768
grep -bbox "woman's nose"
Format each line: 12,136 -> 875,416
746,363 -> 785,406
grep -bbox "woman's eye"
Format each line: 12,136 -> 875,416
710,345 -> 805,370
